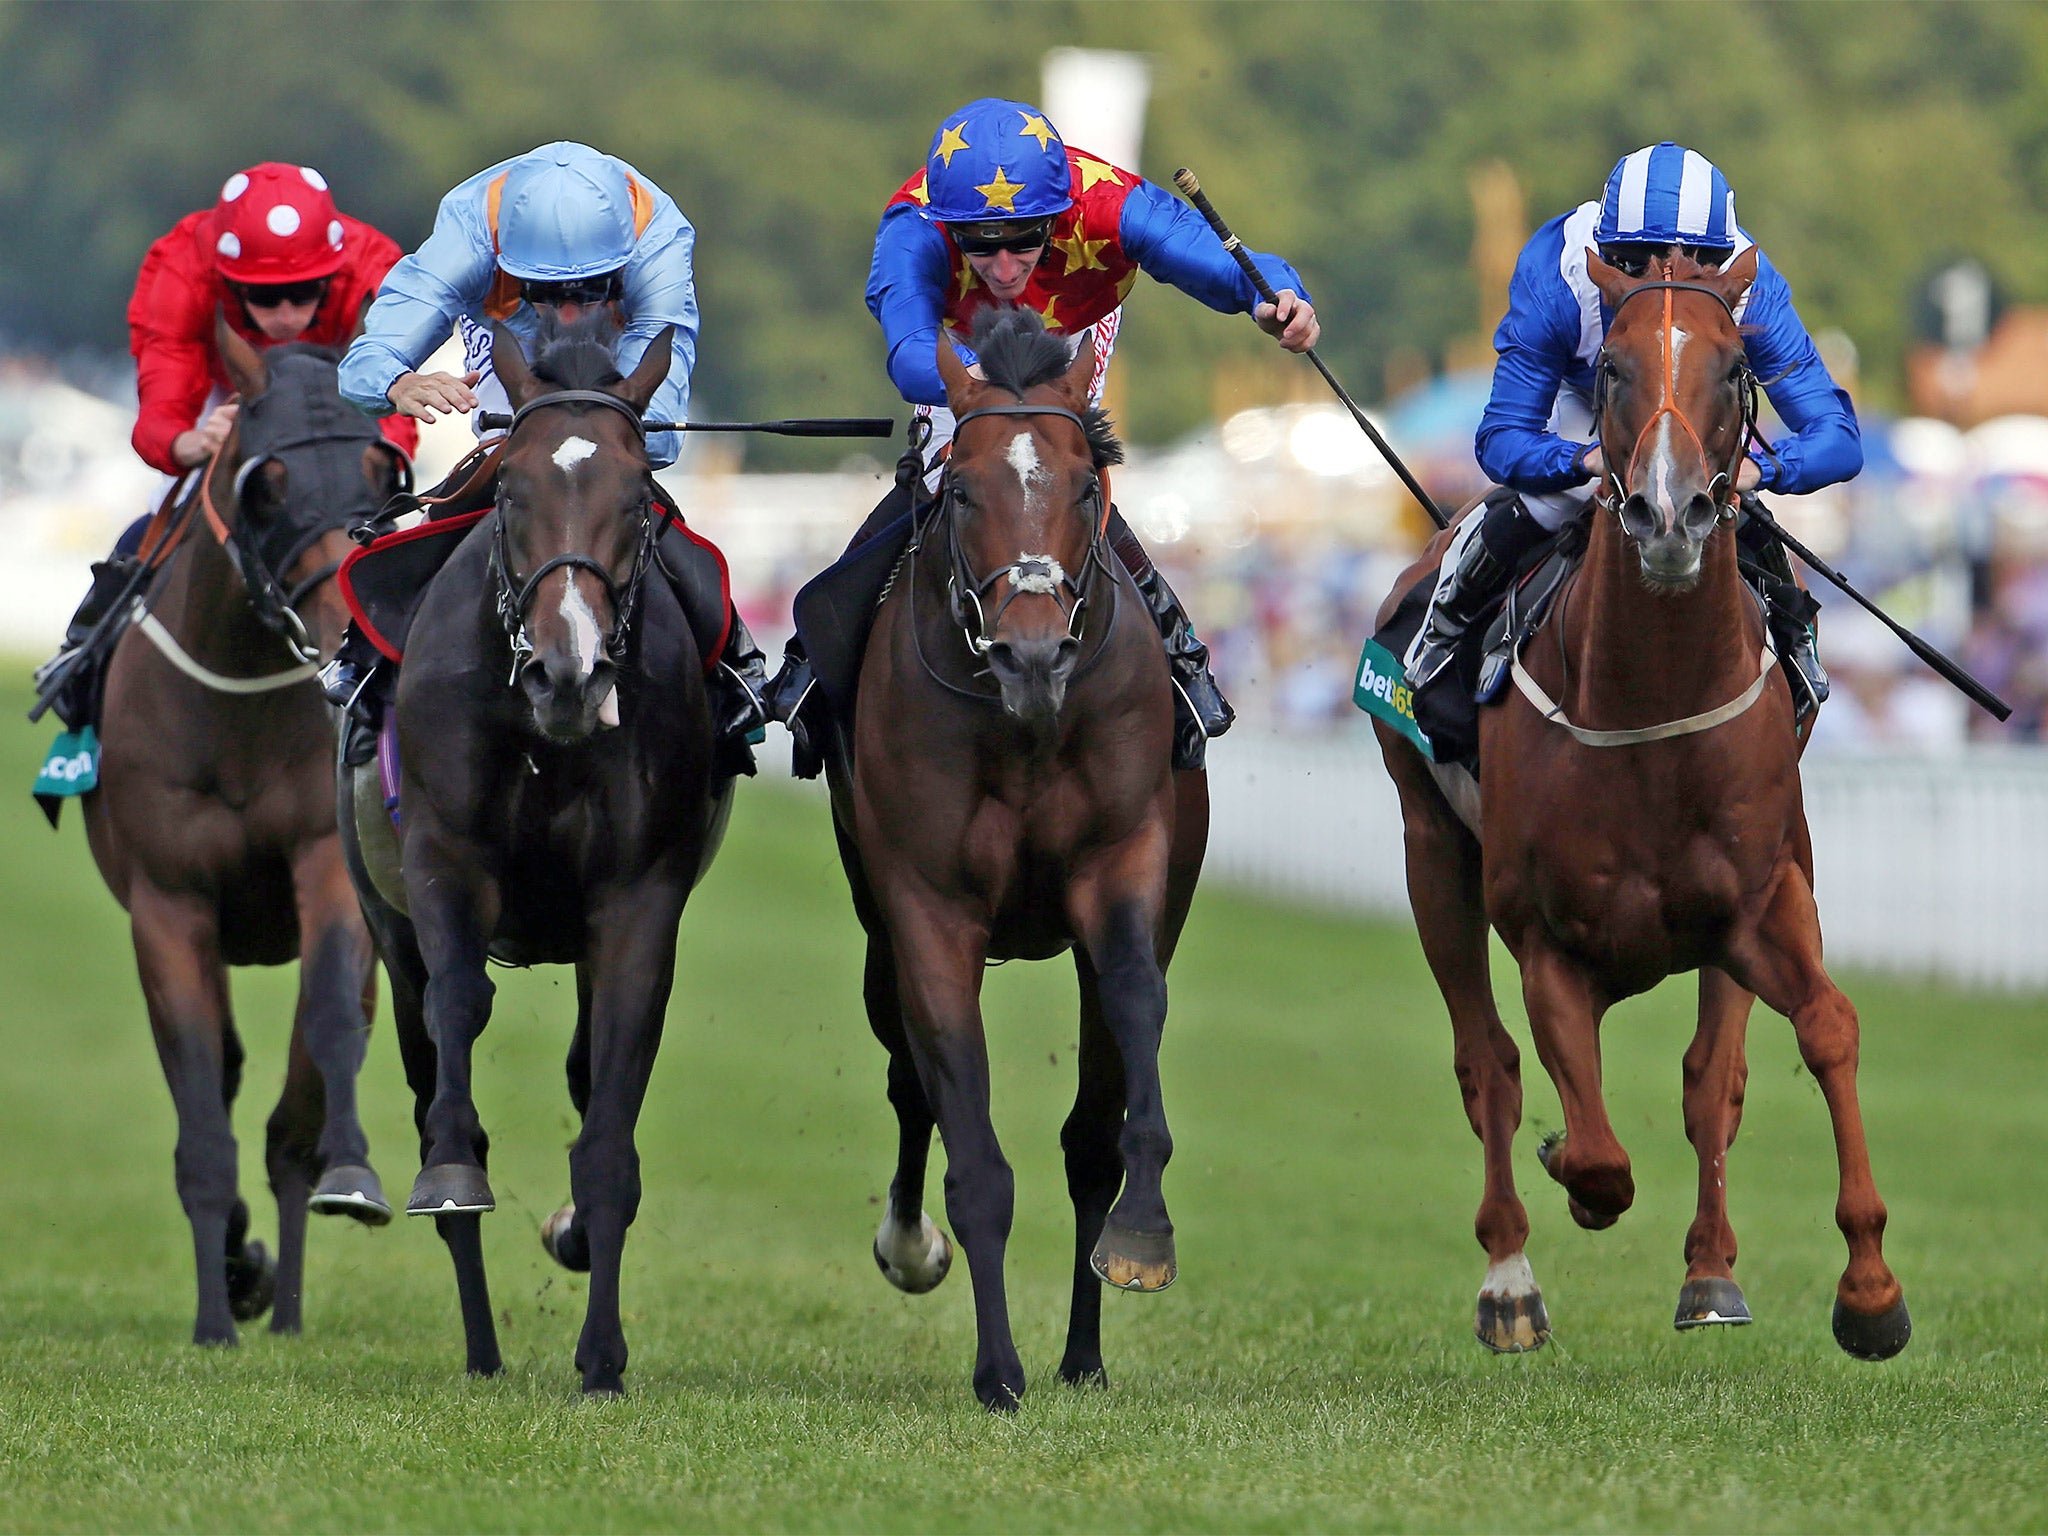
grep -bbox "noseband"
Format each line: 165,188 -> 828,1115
1594,279 -> 1758,521
487,389 -> 659,683
929,403 -> 1114,662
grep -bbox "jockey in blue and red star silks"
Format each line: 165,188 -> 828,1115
867,97 -> 1316,423
764,97 -> 1321,770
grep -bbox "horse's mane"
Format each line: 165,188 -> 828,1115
530,311 -> 626,391
265,340 -> 344,367
966,306 -> 1124,469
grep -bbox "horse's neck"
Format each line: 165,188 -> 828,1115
1564,511 -> 1757,726
152,490 -> 282,672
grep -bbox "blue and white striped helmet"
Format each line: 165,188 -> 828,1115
1596,142 -> 1737,251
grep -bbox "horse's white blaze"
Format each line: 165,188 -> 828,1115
875,1209 -> 948,1286
1479,1252 -> 1538,1299
1006,430 -> 1046,515
560,570 -> 602,675
552,435 -> 598,473
1646,326 -> 1691,522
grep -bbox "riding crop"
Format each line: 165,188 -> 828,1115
476,413 -> 896,438
1742,496 -> 2012,721
1172,168 -> 1449,530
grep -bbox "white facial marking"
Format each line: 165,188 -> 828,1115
1005,430 -> 1046,515
559,570 -> 602,675
552,435 -> 598,473
1479,1252 -> 1538,1299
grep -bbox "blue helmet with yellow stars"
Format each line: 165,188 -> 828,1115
921,98 -> 1074,224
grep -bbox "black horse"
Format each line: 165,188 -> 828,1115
338,317 -> 729,1393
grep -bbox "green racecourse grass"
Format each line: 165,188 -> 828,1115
1,671 -> 2045,1534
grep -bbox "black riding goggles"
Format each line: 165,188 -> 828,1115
519,272 -> 625,309
233,278 -> 331,310
947,219 -> 1054,257
1599,243 -> 1733,279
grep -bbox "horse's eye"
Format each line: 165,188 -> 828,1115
1600,358 -> 1620,382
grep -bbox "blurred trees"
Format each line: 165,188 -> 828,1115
5,0 -> 2048,457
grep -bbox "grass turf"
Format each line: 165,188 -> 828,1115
1,676 -> 2044,1533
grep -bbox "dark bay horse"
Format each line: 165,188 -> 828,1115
82,321 -> 406,1344
1377,249 -> 1908,1361
338,318 -> 727,1394
829,307 -> 1207,1411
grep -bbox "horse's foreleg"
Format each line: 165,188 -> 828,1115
263,1024 -> 319,1335
1675,967 -> 1755,1331
1726,861 -> 1908,1360
1058,951 -> 1125,1385
131,884 -> 263,1345
291,843 -> 388,1226
1387,737 -> 1541,1352
564,896 -> 684,1396
1520,942 -> 1632,1228
882,893 -> 1020,1411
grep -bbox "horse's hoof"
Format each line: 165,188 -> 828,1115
1675,1275 -> 1752,1330
1536,1129 -> 1565,1172
406,1163 -> 495,1216
541,1203 -> 590,1272
1567,1195 -> 1620,1231
1473,1253 -> 1549,1353
310,1164 -> 393,1226
225,1239 -> 276,1323
1058,1362 -> 1109,1389
1090,1222 -> 1176,1292
1833,1294 -> 1911,1361
873,1210 -> 951,1294
975,1379 -> 1024,1414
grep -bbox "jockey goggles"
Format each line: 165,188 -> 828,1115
520,271 -> 624,309
1600,242 -> 1730,278
232,277 -> 331,310
947,218 -> 1054,257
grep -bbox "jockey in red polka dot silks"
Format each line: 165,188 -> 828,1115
767,97 -> 1321,769
128,162 -> 417,475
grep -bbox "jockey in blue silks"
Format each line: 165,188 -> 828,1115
765,96 -> 1321,769
338,142 -> 768,770
339,141 -> 697,470
1405,142 -> 1857,714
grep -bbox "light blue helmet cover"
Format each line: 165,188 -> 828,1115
921,98 -> 1074,224
496,142 -> 639,281
1596,142 -> 1737,250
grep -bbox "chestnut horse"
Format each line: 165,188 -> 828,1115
338,319 -> 728,1394
83,322 -> 406,1344
829,307 -> 1207,1411
1377,250 -> 1909,1361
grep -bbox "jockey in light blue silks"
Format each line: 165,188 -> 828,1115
339,142 -> 767,768
1405,142 -> 1858,717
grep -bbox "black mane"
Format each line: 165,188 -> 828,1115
530,311 -> 626,391
965,306 -> 1124,468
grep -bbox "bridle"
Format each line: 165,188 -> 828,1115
1592,279 -> 1760,525
926,402 -> 1116,663
486,388 -> 660,684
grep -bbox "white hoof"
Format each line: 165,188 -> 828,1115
874,1210 -> 952,1294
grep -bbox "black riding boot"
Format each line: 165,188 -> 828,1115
711,611 -> 770,780
1736,502 -> 1829,722
1105,512 -> 1231,770
1403,492 -> 1549,691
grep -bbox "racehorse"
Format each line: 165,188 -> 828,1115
1376,249 -> 1909,1361
827,307 -> 1207,1411
82,320 -> 406,1345
337,318 -> 728,1394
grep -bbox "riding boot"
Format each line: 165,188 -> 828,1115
1107,511 -> 1231,770
1736,501 -> 1830,721
711,611 -> 770,780
34,516 -> 155,730
1403,492 -> 1549,691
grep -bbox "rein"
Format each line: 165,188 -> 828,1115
906,401 -> 1121,701
486,388 -> 659,684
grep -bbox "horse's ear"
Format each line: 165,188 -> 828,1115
1585,248 -> 1633,308
491,321 -> 539,409
1710,246 -> 1760,311
215,307 -> 268,399
1059,332 -> 1095,409
614,325 -> 674,415
936,328 -> 976,406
